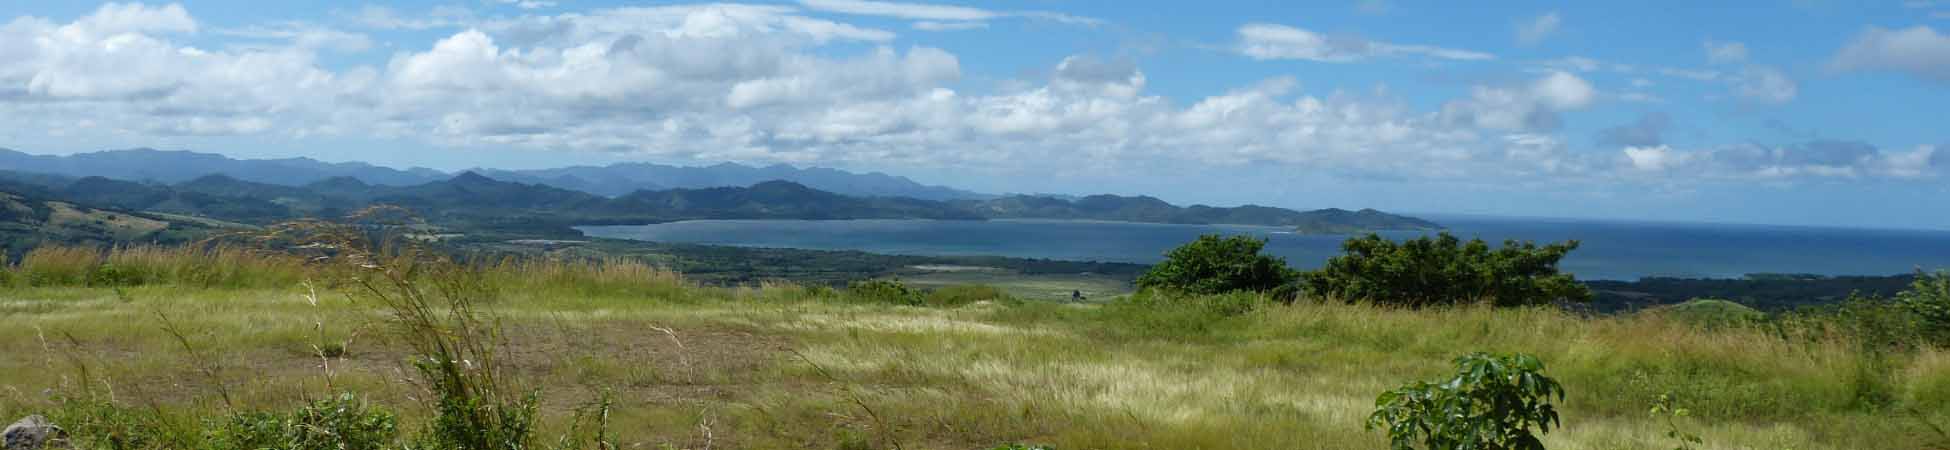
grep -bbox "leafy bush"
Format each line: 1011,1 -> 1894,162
1136,234 -> 1296,297
847,279 -> 923,306
1301,233 -> 1591,308
1367,352 -> 1565,450
1897,270 -> 1950,345
209,394 -> 399,450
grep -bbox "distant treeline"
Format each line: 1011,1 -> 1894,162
1584,273 -> 1918,312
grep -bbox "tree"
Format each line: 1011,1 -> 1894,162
1368,352 -> 1565,450
1136,234 -> 1296,296
1896,270 -> 1950,345
1299,233 -> 1590,308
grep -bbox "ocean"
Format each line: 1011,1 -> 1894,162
577,216 -> 1950,281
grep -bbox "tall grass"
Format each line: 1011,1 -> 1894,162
3,244 -> 310,289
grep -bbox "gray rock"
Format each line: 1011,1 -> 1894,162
2,415 -> 65,450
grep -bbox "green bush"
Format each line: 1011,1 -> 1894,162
847,279 -> 923,306
209,394 -> 398,450
1368,352 -> 1565,450
1136,234 -> 1296,297
87,263 -> 147,287
1896,270 -> 1950,345
1301,233 -> 1591,308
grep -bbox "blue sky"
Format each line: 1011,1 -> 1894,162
1,1 -> 1948,229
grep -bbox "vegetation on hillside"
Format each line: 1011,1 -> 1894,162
3,232 -> 1950,448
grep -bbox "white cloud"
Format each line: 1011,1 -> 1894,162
494,0 -> 557,10
1515,12 -> 1560,46
75,2 -> 197,35
1623,145 -> 1684,171
1703,39 -> 1748,64
1438,71 -> 1594,131
797,0 -> 995,21
218,23 -> 373,52
912,21 -> 986,31
1731,66 -> 1797,104
1830,25 -> 1950,83
342,5 -> 477,30
1236,23 -> 1493,62
0,2 -> 1930,187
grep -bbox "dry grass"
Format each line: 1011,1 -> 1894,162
2,249 -> 1948,449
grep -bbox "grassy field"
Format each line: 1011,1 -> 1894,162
2,246 -> 1949,449
898,266 -> 1133,302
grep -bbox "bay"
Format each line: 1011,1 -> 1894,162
578,216 -> 1950,281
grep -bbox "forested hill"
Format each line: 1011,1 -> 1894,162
0,169 -> 1438,235
0,148 -> 986,201
952,195 -> 1442,232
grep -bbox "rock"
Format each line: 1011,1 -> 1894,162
2,415 -> 65,450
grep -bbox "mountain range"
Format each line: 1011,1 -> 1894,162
0,148 -> 988,201
0,148 -> 1440,241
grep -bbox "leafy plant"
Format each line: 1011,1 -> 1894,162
208,394 -> 399,450
1897,270 -> 1950,345
1302,233 -> 1591,308
1136,234 -> 1296,297
1649,393 -> 1703,450
847,278 -> 923,306
1367,352 -> 1565,450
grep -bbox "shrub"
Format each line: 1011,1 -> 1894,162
1897,270 -> 1950,345
209,394 -> 399,450
1301,233 -> 1591,308
1367,352 -> 1565,450
847,279 -> 923,306
20,245 -> 100,286
1136,234 -> 1296,297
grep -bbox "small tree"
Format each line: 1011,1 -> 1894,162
1896,270 -> 1950,345
1136,234 -> 1295,296
1301,233 -> 1590,307
1368,352 -> 1565,450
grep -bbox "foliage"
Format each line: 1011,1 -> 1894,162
1653,298 -> 1764,329
1897,270 -> 1950,345
1367,352 -> 1565,450
267,211 -> 542,450
1649,393 -> 1703,450
1302,233 -> 1591,308
847,278 -> 923,305
989,445 -> 1057,450
209,394 -> 398,450
1136,234 -> 1296,297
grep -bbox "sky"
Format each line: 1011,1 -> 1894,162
1,1 -> 1948,229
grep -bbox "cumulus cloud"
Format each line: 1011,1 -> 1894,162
0,2 -> 1931,187
1438,71 -> 1594,131
1515,12 -> 1561,46
1236,23 -> 1493,62
1830,25 -> 1950,83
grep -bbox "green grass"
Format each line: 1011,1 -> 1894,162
3,253 -> 1949,449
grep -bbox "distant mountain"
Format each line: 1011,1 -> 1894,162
601,180 -> 982,221
0,162 -> 1440,237
0,148 -> 988,201
952,195 -> 1442,232
0,148 -> 447,186
478,162 -> 989,200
